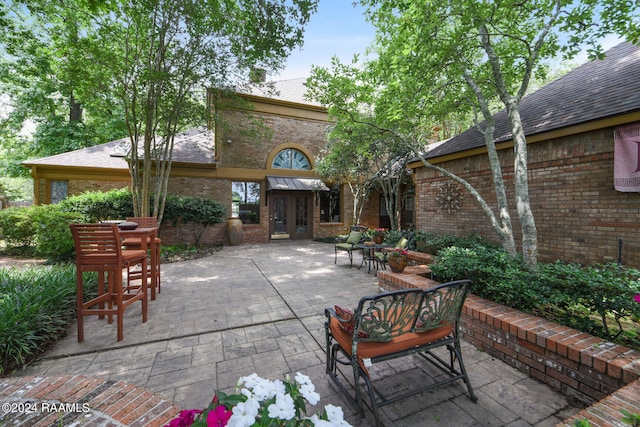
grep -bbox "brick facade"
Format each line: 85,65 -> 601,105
414,126 -> 640,267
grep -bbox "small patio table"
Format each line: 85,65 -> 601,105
356,243 -> 386,273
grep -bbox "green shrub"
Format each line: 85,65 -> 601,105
429,233 -> 640,348
413,230 -> 495,254
58,187 -> 133,221
163,195 -> 226,246
0,205 -> 87,261
31,205 -> 86,262
0,264 -> 96,375
0,207 -> 37,248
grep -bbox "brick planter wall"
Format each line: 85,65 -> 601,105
0,375 -> 182,427
378,270 -> 640,426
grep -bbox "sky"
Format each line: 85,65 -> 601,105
274,1 -> 624,81
275,1 -> 375,80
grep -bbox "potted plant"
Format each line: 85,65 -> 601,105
387,248 -> 408,273
372,228 -> 386,244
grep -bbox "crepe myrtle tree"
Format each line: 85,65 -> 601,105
84,0 -> 317,221
309,0 -> 639,268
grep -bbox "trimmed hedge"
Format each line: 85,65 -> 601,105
0,188 -> 227,260
427,235 -> 640,350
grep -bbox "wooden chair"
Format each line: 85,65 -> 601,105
324,280 -> 477,426
70,223 -> 148,342
121,216 -> 161,300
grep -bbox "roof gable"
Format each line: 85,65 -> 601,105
426,42 -> 640,159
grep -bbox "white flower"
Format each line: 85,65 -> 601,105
295,371 -> 312,385
311,418 -> 333,426
267,392 -> 296,420
300,383 -> 320,405
239,373 -> 263,389
227,398 -> 260,427
324,404 -> 345,422
272,379 -> 286,396
251,377 -> 277,401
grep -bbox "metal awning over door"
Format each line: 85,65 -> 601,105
266,176 -> 329,192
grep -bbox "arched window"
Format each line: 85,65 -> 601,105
272,148 -> 311,170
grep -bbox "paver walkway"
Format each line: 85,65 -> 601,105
3,241 -> 584,426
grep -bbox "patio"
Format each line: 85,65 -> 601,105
5,241 -> 584,426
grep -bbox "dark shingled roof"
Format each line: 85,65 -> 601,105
426,42 -> 640,159
24,127 -> 215,169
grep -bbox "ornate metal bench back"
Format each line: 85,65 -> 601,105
415,280 -> 470,332
352,280 -> 471,342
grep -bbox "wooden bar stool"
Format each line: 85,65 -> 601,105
70,223 -> 148,342
121,217 -> 161,300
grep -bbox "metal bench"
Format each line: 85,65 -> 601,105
324,280 -> 477,426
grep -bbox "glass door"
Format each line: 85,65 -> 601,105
269,192 -> 313,239
271,195 -> 289,239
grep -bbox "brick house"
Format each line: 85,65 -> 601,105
23,79 -> 384,245
412,42 -> 640,267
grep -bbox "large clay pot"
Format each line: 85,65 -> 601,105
226,218 -> 243,246
388,256 -> 407,273
373,235 -> 384,244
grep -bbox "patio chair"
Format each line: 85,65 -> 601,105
374,235 -> 410,270
334,226 -> 366,267
70,223 -> 148,342
121,216 -> 161,300
324,280 -> 477,426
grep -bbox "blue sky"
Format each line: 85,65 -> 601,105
275,1 -> 623,81
276,1 -> 375,80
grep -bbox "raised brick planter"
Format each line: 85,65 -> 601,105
0,375 -> 183,427
378,266 -> 640,426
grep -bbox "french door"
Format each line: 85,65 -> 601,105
269,191 -> 312,239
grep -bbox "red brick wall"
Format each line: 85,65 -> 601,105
414,127 -> 640,267
217,110 -> 328,169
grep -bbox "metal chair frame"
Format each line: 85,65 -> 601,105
334,225 -> 368,267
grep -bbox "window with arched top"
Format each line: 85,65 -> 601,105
272,148 -> 311,170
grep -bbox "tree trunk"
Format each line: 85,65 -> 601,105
506,99 -> 538,268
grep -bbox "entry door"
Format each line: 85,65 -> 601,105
269,192 -> 312,239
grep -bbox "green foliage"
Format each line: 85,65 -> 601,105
0,207 -> 37,247
413,231 -> 495,254
621,409 -> 640,427
429,233 -> 640,348
58,187 -> 134,221
30,205 -> 85,262
0,264 -> 91,375
163,196 -> 227,246
0,205 -> 87,261
0,177 -> 33,201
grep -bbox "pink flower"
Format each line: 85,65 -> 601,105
207,405 -> 232,426
634,294 -> 640,304
166,409 -> 202,427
